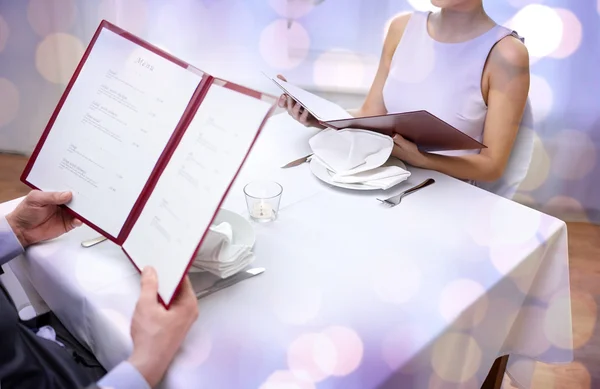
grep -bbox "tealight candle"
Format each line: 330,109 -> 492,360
244,181 -> 282,223
251,201 -> 274,220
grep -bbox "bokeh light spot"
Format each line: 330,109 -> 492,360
529,74 -> 553,123
259,370 -> 315,389
439,279 -> 488,328
517,133 -> 551,191
373,259 -> 421,304
269,0 -> 314,19
491,200 -> 541,245
98,0 -> 148,36
287,333 -> 336,383
506,5 -> 563,61
313,49 -> 366,91
550,9 -> 582,59
322,326 -> 363,376
177,327 -> 212,368
259,19 -> 309,69
566,291 -> 596,349
543,293 -> 574,350
508,305 -> 552,356
544,196 -> 590,223
429,373 -> 479,389
0,14 -> 9,53
35,33 -> 84,85
99,308 -> 131,344
382,324 -> 430,374
534,361 -> 591,389
27,0 -> 76,37
272,286 -> 321,325
0,78 -> 20,128
431,333 -> 481,383
549,129 -> 596,180
409,0 -> 439,12
507,0 -> 544,7
512,193 -> 536,207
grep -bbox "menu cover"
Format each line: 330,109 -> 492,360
267,75 -> 486,152
21,20 -> 277,307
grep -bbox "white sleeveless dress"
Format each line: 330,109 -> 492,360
382,12 -> 533,199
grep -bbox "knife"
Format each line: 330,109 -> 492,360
281,154 -> 313,169
81,236 -> 108,248
195,267 -> 265,299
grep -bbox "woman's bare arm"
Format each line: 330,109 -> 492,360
407,36 -> 530,182
352,13 -> 412,118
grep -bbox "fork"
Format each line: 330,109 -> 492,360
377,178 -> 435,207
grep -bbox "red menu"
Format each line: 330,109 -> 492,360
268,75 -> 486,152
22,20 -> 276,307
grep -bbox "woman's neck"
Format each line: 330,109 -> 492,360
430,5 -> 495,41
428,3 -> 496,42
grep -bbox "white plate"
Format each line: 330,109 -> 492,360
309,157 -> 408,191
189,209 -> 255,273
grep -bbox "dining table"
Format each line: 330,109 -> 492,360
0,112 -> 573,389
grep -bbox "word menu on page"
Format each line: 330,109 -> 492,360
22,20 -> 276,307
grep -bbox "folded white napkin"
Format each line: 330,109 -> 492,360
192,222 -> 254,279
330,161 -> 411,190
309,128 -> 411,189
309,128 -> 393,175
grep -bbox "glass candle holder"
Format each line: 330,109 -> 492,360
244,181 -> 283,223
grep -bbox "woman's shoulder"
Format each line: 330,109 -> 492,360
489,32 -> 529,72
387,11 -> 414,35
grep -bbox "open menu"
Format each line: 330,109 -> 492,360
21,20 -> 276,307
267,75 -> 486,152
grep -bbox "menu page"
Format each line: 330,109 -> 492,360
122,83 -> 273,305
267,74 -> 352,122
25,27 -> 202,237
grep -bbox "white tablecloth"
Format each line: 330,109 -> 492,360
1,114 -> 572,389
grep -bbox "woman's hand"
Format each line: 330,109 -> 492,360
391,134 -> 428,167
276,75 -> 324,128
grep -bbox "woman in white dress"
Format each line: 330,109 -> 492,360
279,0 -> 530,184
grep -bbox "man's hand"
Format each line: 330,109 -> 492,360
5,190 -> 82,247
128,267 -> 199,388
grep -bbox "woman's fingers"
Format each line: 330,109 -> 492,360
299,106 -> 310,125
278,94 -> 287,107
291,102 -> 303,120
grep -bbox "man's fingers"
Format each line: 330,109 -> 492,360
68,217 -> 83,230
276,74 -> 288,82
172,277 -> 195,303
63,215 -> 83,232
139,266 -> 159,305
171,277 -> 199,317
27,190 -> 72,206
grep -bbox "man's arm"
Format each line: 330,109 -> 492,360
3,191 -> 199,389
83,361 -> 150,389
0,215 -> 25,266
1,204 -> 150,388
